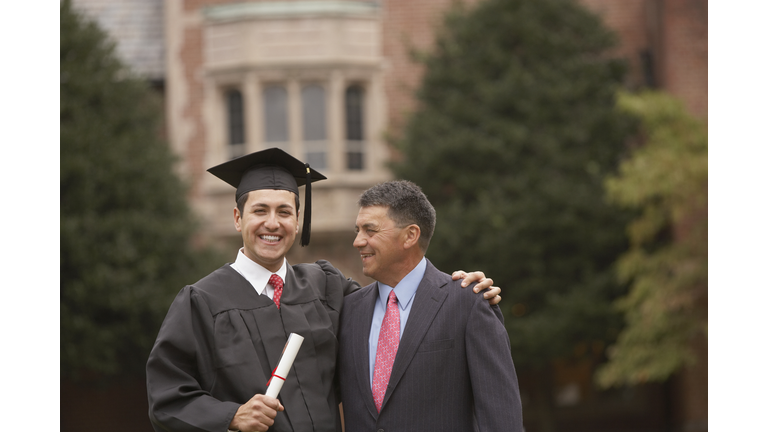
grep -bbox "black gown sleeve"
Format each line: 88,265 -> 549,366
315,260 -> 362,297
146,287 -> 241,432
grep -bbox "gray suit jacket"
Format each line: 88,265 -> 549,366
338,259 -> 524,432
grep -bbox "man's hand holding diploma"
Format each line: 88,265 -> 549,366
229,334 -> 304,432
229,394 -> 284,432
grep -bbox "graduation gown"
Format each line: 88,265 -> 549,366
146,260 -> 360,432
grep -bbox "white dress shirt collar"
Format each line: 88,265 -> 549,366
230,248 -> 287,298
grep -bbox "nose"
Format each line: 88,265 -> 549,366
353,231 -> 366,248
264,211 -> 279,230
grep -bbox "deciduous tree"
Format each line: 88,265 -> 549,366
596,91 -> 708,387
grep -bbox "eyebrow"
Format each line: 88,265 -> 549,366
250,202 -> 295,211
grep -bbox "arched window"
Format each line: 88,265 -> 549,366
345,85 -> 364,170
226,89 -> 245,157
263,85 -> 289,152
302,84 -> 327,169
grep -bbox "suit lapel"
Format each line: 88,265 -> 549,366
381,261 -> 449,411
350,283 -> 380,419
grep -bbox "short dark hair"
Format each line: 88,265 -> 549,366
358,180 -> 436,252
237,191 -> 301,217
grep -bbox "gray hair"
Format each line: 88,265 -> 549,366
358,180 -> 436,253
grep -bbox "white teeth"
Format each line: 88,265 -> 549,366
261,235 -> 280,242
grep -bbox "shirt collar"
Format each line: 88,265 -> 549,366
377,257 -> 427,311
231,248 -> 287,294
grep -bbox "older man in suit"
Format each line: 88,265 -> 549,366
338,180 -> 524,432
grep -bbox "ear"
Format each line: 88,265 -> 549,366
296,209 -> 301,234
234,206 -> 243,232
402,224 -> 421,250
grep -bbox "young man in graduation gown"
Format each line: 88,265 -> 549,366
146,149 -> 502,432
338,180 -> 524,431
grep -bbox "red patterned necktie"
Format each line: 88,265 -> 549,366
372,290 -> 400,412
269,274 -> 284,309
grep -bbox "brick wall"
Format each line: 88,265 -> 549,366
380,0 -> 482,136
382,0 -> 708,137
660,0 -> 708,117
579,0 -> 651,88
578,0 -> 707,117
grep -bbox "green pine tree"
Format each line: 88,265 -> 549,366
60,0 -> 222,381
392,0 -> 636,427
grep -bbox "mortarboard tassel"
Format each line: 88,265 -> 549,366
300,163 -> 312,247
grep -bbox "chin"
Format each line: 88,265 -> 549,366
363,269 -> 379,281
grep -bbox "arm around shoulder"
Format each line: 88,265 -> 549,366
315,260 -> 362,296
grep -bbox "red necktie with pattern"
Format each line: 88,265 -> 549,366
269,274 -> 284,309
372,290 -> 400,412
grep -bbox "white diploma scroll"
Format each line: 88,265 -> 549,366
265,333 -> 304,398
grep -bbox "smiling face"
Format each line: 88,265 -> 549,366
234,189 -> 299,272
354,205 -> 420,287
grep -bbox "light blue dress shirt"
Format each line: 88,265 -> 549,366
368,257 -> 427,387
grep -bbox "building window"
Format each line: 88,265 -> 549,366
226,89 -> 245,158
345,85 -> 365,170
263,85 -> 289,152
254,80 -> 371,172
301,84 -> 327,169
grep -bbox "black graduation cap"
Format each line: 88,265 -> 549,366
207,147 -> 327,247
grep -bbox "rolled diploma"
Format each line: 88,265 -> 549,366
265,333 -> 304,398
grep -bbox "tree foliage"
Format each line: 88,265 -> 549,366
393,0 -> 635,367
60,0 -> 221,380
596,91 -> 708,387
